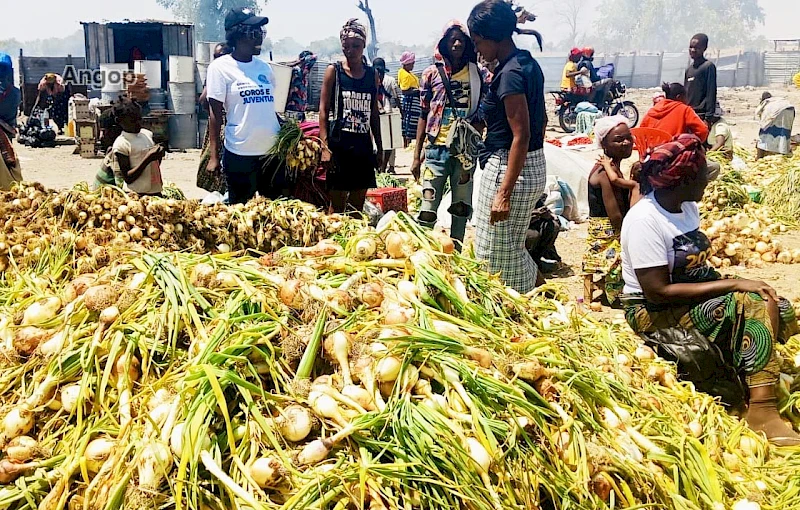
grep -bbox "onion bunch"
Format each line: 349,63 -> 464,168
0,211 -> 797,510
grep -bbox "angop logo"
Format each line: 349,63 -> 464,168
61,65 -> 139,91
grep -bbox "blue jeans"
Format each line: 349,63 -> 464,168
418,145 -> 474,245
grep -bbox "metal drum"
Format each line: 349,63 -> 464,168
167,113 -> 198,149
167,82 -> 196,114
148,89 -> 167,109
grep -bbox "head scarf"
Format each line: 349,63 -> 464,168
400,51 -> 416,66
38,73 -> 65,94
643,134 -> 706,190
340,19 -> 367,45
593,115 -> 629,148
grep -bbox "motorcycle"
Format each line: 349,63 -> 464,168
551,80 -> 639,134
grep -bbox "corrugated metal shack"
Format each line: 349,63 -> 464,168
15,54 -> 88,115
764,39 -> 800,86
81,20 -> 195,90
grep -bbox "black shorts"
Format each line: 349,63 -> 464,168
223,149 -> 289,204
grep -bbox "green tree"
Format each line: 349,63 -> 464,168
309,37 -> 342,60
272,37 -> 305,59
156,0 -> 262,42
594,0 -> 764,51
1,31 -> 85,58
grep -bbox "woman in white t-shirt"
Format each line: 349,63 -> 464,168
205,8 -> 282,204
621,134 -> 799,446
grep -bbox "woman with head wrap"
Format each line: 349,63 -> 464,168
583,115 -> 637,305
319,18 -> 382,214
398,51 -> 421,146
621,134 -> 800,446
34,73 -> 70,134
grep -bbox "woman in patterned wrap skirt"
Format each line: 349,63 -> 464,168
468,0 -> 548,294
621,134 -> 800,446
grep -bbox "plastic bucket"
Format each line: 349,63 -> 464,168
148,89 -> 167,109
100,91 -> 124,104
168,113 -> 198,149
168,82 -> 196,114
134,60 -> 162,89
195,43 -> 211,64
100,63 -> 129,92
270,63 -> 292,114
168,56 -> 195,83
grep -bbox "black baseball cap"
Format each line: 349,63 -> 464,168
224,7 -> 269,31
373,58 -> 386,71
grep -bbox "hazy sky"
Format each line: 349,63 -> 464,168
0,0 -> 795,46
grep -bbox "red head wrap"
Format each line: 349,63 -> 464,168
643,134 -> 707,190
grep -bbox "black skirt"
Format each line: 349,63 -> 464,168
327,132 -> 377,192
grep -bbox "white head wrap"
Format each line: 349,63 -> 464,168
593,115 -> 630,148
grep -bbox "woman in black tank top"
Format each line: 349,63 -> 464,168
582,121 -> 636,305
319,19 -> 383,214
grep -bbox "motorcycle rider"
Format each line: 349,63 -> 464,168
578,47 -> 612,105
561,48 -> 588,92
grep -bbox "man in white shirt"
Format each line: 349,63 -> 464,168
205,7 -> 282,204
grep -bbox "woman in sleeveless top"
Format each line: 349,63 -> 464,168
582,118 -> 636,305
319,19 -> 383,214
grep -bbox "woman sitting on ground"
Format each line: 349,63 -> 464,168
706,104 -> 734,160
621,134 -> 800,446
583,116 -> 637,305
641,82 -> 708,141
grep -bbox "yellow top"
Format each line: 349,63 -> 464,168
398,68 -> 420,91
433,67 -> 471,146
561,61 -> 577,90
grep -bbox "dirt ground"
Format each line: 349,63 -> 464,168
11,86 -> 800,308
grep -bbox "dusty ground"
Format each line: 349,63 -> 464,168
14,145 -> 209,200
551,225 -> 800,310
11,86 -> 800,308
